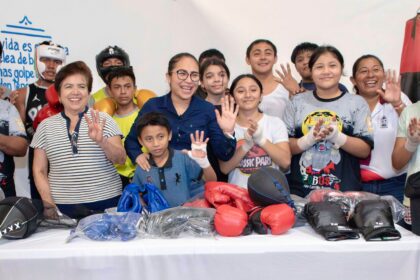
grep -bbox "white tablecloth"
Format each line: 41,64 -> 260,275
0,225 -> 419,280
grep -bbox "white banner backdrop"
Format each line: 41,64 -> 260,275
0,0 -> 418,195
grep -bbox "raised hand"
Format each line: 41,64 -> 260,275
216,95 -> 238,135
274,63 -> 301,96
377,70 -> 402,107
297,119 -> 325,151
249,119 -> 266,146
84,109 -> 106,144
186,130 -> 210,168
322,118 -> 347,148
241,119 -> 258,152
247,119 -> 259,137
405,117 -> 420,152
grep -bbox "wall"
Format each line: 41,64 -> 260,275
1,0 -> 418,195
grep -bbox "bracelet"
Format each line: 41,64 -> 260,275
393,101 -> 404,110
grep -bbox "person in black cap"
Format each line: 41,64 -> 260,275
89,45 -> 131,106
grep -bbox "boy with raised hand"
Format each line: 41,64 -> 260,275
89,45 -> 130,106
275,42 -> 348,94
246,39 -> 290,120
132,112 -> 216,207
107,67 -> 139,187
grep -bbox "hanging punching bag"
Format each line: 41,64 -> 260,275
400,9 -> 420,103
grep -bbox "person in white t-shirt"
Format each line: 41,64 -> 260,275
351,54 -> 411,202
393,102 -> 420,234
246,39 -> 290,120
219,74 -> 290,188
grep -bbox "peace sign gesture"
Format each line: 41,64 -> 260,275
216,95 -> 238,134
84,109 -> 106,144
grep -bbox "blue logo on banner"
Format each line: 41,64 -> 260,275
0,16 -> 68,90
1,15 -> 52,39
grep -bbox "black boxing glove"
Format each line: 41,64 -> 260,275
304,201 -> 359,241
249,208 -> 268,234
350,200 -> 401,241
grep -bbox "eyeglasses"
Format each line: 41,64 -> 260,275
173,69 -> 200,82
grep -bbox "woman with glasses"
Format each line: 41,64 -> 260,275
31,61 -> 126,219
125,52 -> 236,173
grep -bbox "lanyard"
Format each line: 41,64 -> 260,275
61,107 -> 88,155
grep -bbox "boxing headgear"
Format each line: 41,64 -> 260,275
247,167 -> 294,208
0,197 -> 39,239
96,46 -> 130,83
35,41 -> 66,81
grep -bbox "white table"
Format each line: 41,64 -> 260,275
0,225 -> 419,280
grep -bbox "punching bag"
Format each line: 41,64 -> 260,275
400,10 -> 420,102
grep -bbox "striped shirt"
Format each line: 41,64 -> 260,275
30,109 -> 123,204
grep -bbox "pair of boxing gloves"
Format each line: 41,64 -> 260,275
93,89 -> 156,116
214,204 -> 295,237
204,182 -> 295,237
304,200 -> 401,241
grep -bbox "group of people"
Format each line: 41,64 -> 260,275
0,38 -> 419,234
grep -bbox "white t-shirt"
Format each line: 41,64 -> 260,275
228,114 -> 289,188
361,93 -> 411,179
259,84 -> 290,120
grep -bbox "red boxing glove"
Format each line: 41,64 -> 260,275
33,104 -> 62,131
205,182 -> 256,212
260,204 -> 295,235
45,85 -> 62,109
214,204 -> 248,237
183,198 -> 212,208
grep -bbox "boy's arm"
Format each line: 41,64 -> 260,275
11,87 -> 27,123
125,111 -> 142,162
201,165 -> 217,182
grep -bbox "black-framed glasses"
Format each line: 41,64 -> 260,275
173,69 -> 200,82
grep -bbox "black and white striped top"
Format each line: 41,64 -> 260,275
30,109 -> 123,204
